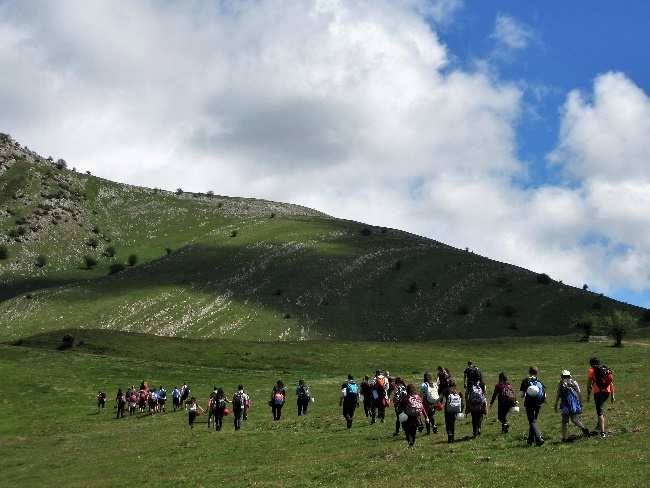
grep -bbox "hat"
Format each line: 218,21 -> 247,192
561,370 -> 571,377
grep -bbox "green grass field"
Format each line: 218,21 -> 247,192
1,330 -> 648,487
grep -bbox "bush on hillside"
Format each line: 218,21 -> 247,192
83,255 -> 97,269
109,262 -> 125,274
91,225 -> 100,234
103,245 -> 115,257
393,260 -> 402,271
127,254 -> 138,266
582,284 -> 589,291
573,314 -> 595,342
456,304 -> 469,315
55,159 -> 67,170
87,237 -> 99,248
35,254 -> 48,268
175,188 -> 183,195
600,310 -> 637,347
360,228 -> 372,236
502,304 -> 517,318
641,309 -> 650,324
536,273 -> 552,285
406,282 -> 418,294
0,245 -> 8,260
58,334 -> 75,350
165,247 -> 173,256
230,230 -> 238,238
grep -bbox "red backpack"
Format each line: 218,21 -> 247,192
594,365 -> 614,390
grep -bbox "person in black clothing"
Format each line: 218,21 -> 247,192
490,372 -> 515,433
97,391 -> 106,409
519,366 -> 546,446
296,379 -> 310,416
463,361 -> 484,413
271,380 -> 286,421
443,381 -> 463,443
115,389 -> 126,419
212,388 -> 230,431
340,374 -> 360,429
360,376 -> 373,418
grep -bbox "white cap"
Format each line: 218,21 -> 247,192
561,370 -> 571,377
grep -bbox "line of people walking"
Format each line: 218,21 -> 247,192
98,356 -> 615,446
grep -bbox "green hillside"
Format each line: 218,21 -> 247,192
0,134 -> 644,341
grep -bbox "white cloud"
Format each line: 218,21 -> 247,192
0,2 -> 649,303
492,14 -> 535,51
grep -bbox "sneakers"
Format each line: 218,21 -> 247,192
600,432 -> 607,439
536,438 -> 545,447
432,425 -> 438,434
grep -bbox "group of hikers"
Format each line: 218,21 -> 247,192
98,356 -> 615,447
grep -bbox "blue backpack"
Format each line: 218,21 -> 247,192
560,382 -> 582,415
528,379 -> 546,404
346,382 -> 359,397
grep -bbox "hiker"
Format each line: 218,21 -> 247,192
420,372 -> 440,434
398,384 -> 428,447
468,380 -> 487,437
360,376 -> 373,418
490,372 -> 516,433
386,371 -> 395,398
587,357 -> 615,438
442,381 -> 463,443
148,388 -> 158,415
138,388 -> 148,413
271,380 -> 286,421
340,374 -> 360,430
437,366 -> 452,398
232,385 -> 250,431
296,379 -> 311,416
158,386 -> 167,412
392,377 -> 407,436
554,370 -> 590,442
97,391 -> 107,409
128,390 -> 138,416
519,366 -> 546,446
187,397 -> 204,429
463,361 -> 484,413
211,388 -> 230,431
371,370 -> 389,424
172,386 -> 181,411
115,388 -> 126,419
180,383 -> 190,409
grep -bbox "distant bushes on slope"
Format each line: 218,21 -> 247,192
536,273 -> 552,285
84,255 -> 98,269
127,254 -> 138,266
0,244 -> 8,260
35,254 -> 48,268
109,262 -> 125,274
103,245 -> 115,257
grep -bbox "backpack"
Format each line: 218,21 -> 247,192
499,384 -> 516,406
469,384 -> 485,411
298,385 -> 311,399
345,382 -> 359,398
560,382 -> 582,415
158,389 -> 166,399
446,392 -> 462,413
372,377 -> 387,400
273,391 -> 285,405
527,379 -> 546,404
467,366 -> 481,385
233,392 -> 245,409
594,365 -> 614,390
405,395 -> 423,417
214,398 -> 226,410
422,382 -> 439,404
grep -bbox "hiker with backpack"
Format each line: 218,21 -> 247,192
519,366 -> 546,446
468,380 -> 487,437
360,376 -> 373,418
587,357 -> 615,439
115,389 -> 126,419
128,390 -> 138,416
270,380 -> 286,421
172,386 -> 181,411
398,384 -> 428,447
420,372 -> 440,435
392,377 -> 407,436
97,391 -> 107,409
340,374 -> 360,430
211,388 -> 231,431
371,370 -> 389,424
158,386 -> 167,412
490,372 -> 516,433
187,397 -> 204,430
554,370 -> 590,442
442,381 -> 463,443
437,366 -> 452,398
232,385 -> 250,430
296,379 -> 311,416
463,361 -> 484,414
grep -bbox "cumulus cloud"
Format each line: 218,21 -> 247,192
0,2 -> 649,303
492,14 -> 535,52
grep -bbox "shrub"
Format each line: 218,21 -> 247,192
502,304 -> 517,318
360,228 -> 372,236
83,255 -> 97,269
456,304 -> 469,315
582,284 -> 589,291
87,237 -> 99,248
0,245 -> 8,260
592,301 -> 602,310
484,299 -> 492,308
393,260 -> 402,271
14,216 -> 27,225
58,334 -> 75,350
600,310 -> 637,347
91,225 -> 100,234
536,273 -> 552,285
273,289 -> 283,296
574,314 -> 595,342
127,254 -> 138,266
230,230 -> 238,238
406,282 -> 418,294
165,247 -> 173,255
270,212 -> 275,219
496,275 -> 509,286
109,262 -> 125,274
283,313 -> 291,319
35,254 -> 48,268
8,229 -> 18,238
207,190 -> 214,198
16,226 -> 27,236
55,159 -> 67,170
103,245 -> 115,257
642,309 -> 650,324
175,188 -> 183,195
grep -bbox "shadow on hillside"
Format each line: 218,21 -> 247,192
0,277 -> 84,301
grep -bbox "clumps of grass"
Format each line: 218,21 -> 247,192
127,254 -> 138,266
35,254 -> 48,268
0,244 -> 8,260
109,262 -> 125,274
83,255 -> 97,269
536,273 -> 551,285
230,230 -> 238,238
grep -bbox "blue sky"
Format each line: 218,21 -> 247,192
1,0 -> 649,308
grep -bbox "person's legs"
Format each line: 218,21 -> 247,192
561,413 -> 569,440
394,411 -> 401,435
471,411 -> 480,437
526,405 -> 543,445
445,412 -> 456,443
303,398 -> 309,415
498,403 -> 509,433
594,392 -> 609,437
297,398 -> 303,416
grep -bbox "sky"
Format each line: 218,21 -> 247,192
1,0 -> 649,308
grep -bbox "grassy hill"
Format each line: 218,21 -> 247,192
0,133 -> 646,341
1,330 -> 648,487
